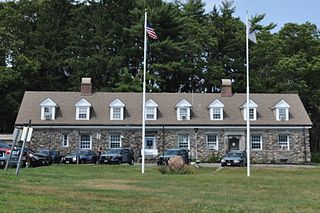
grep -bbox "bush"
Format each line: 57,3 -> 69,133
158,165 -> 195,175
311,152 -> 320,163
201,153 -> 223,163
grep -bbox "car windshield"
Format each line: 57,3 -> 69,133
164,150 -> 180,155
226,152 -> 242,158
70,150 -> 87,155
107,149 -> 121,154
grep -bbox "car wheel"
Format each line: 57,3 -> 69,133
81,159 -> 86,164
118,159 -> 122,164
221,164 -> 225,167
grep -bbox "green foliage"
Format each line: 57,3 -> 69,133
201,152 -> 223,163
158,165 -> 195,175
311,152 -> 320,163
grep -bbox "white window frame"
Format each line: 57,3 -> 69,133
146,107 -> 156,120
80,134 -> 91,149
110,99 -> 125,120
273,100 -> 290,121
62,134 -> 69,147
110,134 -> 122,148
75,98 -> 91,120
178,134 -> 190,150
278,134 -> 289,150
176,99 -> 192,121
209,99 -> 224,120
207,134 -> 218,150
241,100 -> 258,121
40,98 -> 57,120
251,134 -> 262,150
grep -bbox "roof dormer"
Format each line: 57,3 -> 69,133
272,100 -> 290,121
145,99 -> 158,120
208,99 -> 224,120
40,98 -> 58,120
175,99 -> 192,121
75,98 -> 92,120
241,99 -> 258,121
109,99 -> 125,120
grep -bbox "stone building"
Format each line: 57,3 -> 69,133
15,78 -> 312,164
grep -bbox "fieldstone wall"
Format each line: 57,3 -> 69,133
29,127 -> 311,164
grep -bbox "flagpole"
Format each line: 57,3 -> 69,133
246,11 -> 251,177
142,10 -> 147,174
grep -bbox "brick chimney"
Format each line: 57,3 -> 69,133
221,79 -> 232,97
81,78 -> 92,96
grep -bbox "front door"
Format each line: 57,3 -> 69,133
145,136 -> 158,156
228,136 -> 240,151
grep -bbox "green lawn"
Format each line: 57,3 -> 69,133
1,164 -> 320,213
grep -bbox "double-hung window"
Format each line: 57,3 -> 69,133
178,134 -> 189,150
110,99 -> 125,120
112,107 -> 121,119
40,98 -> 57,120
207,134 -> 218,150
80,134 -> 91,149
75,98 -> 91,120
251,134 -> 262,150
110,134 -> 121,148
278,134 -> 289,150
62,134 -> 69,147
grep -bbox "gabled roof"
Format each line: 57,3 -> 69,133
75,98 -> 92,107
240,99 -> 258,109
40,98 -> 57,107
208,99 -> 224,108
272,99 -> 290,109
15,92 -> 312,127
146,99 -> 158,107
109,98 -> 125,107
175,99 -> 192,108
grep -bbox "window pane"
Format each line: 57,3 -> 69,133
80,134 -> 91,149
62,134 -> 68,147
146,107 -> 155,119
180,108 -> 188,120
113,108 -> 121,119
249,108 -> 254,119
279,108 -> 286,120
110,134 -> 121,148
251,134 -> 262,150
207,134 -> 218,150
278,134 -> 289,150
178,134 -> 189,148
79,107 -> 87,119
213,108 -> 221,119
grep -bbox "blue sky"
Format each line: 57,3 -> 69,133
206,0 -> 320,31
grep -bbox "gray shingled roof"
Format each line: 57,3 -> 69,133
15,91 -> 312,127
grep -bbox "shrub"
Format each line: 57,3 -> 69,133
202,153 -> 223,163
311,152 -> 320,163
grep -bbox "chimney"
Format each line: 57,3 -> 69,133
81,78 -> 92,96
221,79 -> 232,97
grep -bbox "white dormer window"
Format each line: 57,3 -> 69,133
110,99 -> 125,120
75,98 -> 91,120
40,98 -> 57,120
208,99 -> 224,120
175,99 -> 192,121
145,99 -> 158,120
272,100 -> 290,121
241,99 -> 258,121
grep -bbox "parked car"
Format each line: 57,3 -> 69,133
99,148 -> 134,165
0,140 -> 11,156
38,149 -> 61,164
157,148 -> 190,166
221,150 -> 247,167
1,147 -> 50,168
62,150 -> 97,164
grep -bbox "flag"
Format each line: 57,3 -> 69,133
146,22 -> 158,39
248,23 -> 257,43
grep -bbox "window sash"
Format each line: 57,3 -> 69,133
278,108 -> 286,120
251,134 -> 262,150
179,108 -> 188,120
110,134 -> 121,148
212,108 -> 221,120
249,108 -> 254,120
278,134 -> 289,150
112,107 -> 121,119
62,134 -> 69,147
146,107 -> 155,120
207,134 -> 218,150
78,107 -> 87,119
178,134 -> 189,148
80,134 -> 91,149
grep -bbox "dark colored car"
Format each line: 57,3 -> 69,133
221,150 -> 247,167
1,147 -> 50,168
63,150 -> 97,164
38,149 -> 61,164
157,149 -> 190,166
99,148 -> 134,165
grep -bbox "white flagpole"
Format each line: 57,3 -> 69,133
142,10 -> 147,174
246,11 -> 251,177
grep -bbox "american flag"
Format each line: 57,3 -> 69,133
146,22 -> 158,39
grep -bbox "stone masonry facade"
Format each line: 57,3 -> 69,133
28,127 -> 311,164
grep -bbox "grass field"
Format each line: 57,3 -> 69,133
1,164 -> 320,213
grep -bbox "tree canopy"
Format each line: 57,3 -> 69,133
0,0 -> 319,151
